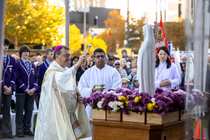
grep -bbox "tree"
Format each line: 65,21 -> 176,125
163,22 -> 185,51
69,24 -> 84,56
99,10 -> 125,53
128,13 -> 145,54
5,0 -> 65,49
86,34 -> 107,56
69,25 -> 107,56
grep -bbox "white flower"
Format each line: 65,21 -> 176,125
97,101 -> 103,109
151,98 -> 155,103
108,101 -> 124,112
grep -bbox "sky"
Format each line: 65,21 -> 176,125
106,0 -> 146,19
49,0 -> 147,20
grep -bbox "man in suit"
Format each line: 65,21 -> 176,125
15,45 -> 38,137
0,38 -> 16,138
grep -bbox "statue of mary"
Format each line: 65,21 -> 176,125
137,24 -> 156,97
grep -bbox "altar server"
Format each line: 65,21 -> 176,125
155,46 -> 181,90
78,48 -> 122,125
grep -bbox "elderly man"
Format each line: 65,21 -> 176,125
78,48 -> 122,127
35,45 -> 91,140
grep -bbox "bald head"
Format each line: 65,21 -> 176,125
131,68 -> 137,76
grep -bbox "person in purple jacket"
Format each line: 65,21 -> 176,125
15,45 -> 38,137
37,49 -> 53,104
0,38 -> 16,139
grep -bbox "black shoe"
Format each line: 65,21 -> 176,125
24,131 -> 34,136
16,133 -> 24,137
2,133 -> 14,138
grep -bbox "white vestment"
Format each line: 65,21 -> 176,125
137,24 -> 156,97
78,65 -> 121,122
35,61 -> 91,140
155,62 -> 181,90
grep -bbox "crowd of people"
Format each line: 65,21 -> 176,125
0,37 -> 188,139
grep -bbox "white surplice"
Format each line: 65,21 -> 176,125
78,65 -> 122,122
35,61 -> 91,140
155,62 -> 181,90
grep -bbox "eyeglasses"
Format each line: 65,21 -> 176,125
95,55 -> 105,59
134,80 -> 138,82
115,63 -> 120,66
62,54 -> 71,58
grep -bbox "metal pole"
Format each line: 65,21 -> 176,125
200,0 -> 206,139
65,0 -> 69,47
0,0 -> 6,102
83,0 -> 86,53
127,0 -> 129,48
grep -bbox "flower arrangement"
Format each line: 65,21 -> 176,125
81,87 -> 207,116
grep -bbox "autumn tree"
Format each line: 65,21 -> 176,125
99,10 -> 125,53
5,0 -> 65,49
163,22 -> 185,51
69,25 -> 107,56
128,13 -> 145,54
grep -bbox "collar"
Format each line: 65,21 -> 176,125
3,54 -> 7,58
94,64 -> 106,70
159,61 -> 166,64
45,60 -> 51,65
50,60 -> 67,72
21,58 -> 29,63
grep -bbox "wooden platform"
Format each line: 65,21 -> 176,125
91,119 -> 193,140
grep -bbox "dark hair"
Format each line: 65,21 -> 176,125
46,49 -> 53,55
36,53 -> 40,56
181,62 -> 186,72
70,56 -> 79,67
155,46 -> 171,69
93,48 -> 105,56
19,45 -> 30,57
4,38 -> 10,46
54,46 -> 69,60
122,49 -> 127,53
42,55 -> 47,61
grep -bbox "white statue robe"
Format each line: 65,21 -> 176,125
78,65 -> 122,123
35,61 -> 91,140
155,62 -> 181,90
137,24 -> 156,97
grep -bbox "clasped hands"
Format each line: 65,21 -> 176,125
160,78 -> 171,87
26,89 -> 36,96
3,86 -> 12,95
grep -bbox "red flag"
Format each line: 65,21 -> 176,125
155,18 -> 168,59
106,29 -> 112,38
158,18 -> 168,48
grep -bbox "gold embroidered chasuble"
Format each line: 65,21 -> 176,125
35,61 -> 91,140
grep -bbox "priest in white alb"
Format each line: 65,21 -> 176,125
35,45 -> 91,140
78,48 -> 122,126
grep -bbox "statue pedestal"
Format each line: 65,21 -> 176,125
90,119 -> 193,140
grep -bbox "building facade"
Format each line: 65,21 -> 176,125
70,0 -> 106,11
145,0 -> 185,24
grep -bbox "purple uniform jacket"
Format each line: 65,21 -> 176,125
38,61 -> 49,88
16,59 -> 38,95
1,55 -> 17,89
